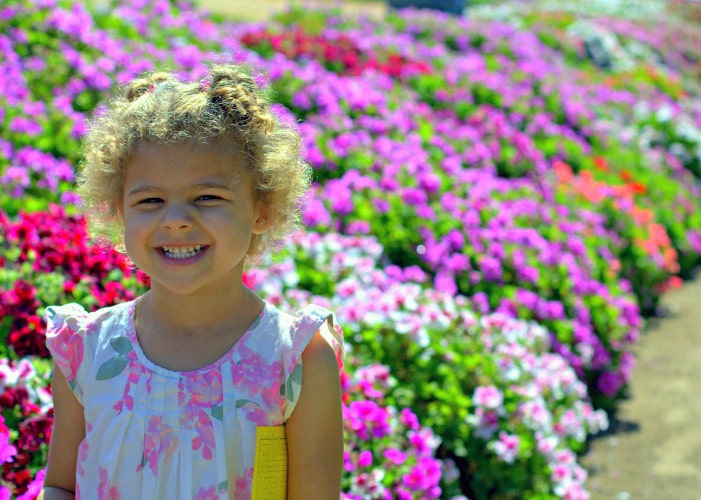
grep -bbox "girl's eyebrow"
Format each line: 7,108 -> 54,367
126,181 -> 234,196
192,181 -> 235,190
126,185 -> 159,196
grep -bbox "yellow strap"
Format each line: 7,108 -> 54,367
251,426 -> 287,499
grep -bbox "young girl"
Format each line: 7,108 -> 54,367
41,65 -> 345,499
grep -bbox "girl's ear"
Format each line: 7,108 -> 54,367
252,202 -> 273,235
115,199 -> 125,223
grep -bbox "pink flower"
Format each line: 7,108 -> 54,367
343,450 -> 355,472
357,450 -> 373,467
16,468 -> 45,500
551,463 -> 571,483
0,416 -> 17,463
536,435 -> 558,456
383,448 -> 407,465
343,401 -> 391,440
401,457 -> 442,496
409,428 -> 440,457
399,407 -> 420,431
491,432 -> 520,464
473,386 -> 503,409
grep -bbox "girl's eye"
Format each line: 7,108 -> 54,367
197,194 -> 222,202
138,197 -> 163,204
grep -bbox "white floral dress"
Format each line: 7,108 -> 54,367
44,299 -> 345,499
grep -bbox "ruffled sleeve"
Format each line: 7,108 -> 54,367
44,303 -> 92,404
282,305 -> 345,421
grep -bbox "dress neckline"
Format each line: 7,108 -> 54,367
125,298 -> 270,378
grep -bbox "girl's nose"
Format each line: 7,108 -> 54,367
161,204 -> 193,230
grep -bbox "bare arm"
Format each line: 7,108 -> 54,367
40,367 -> 85,499
286,331 -> 344,499
37,487 -> 76,500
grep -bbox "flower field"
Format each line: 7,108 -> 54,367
1,0 -> 700,497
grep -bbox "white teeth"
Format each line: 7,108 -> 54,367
162,245 -> 204,259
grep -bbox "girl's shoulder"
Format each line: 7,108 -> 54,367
262,302 -> 345,372
44,300 -> 135,341
259,302 -> 345,421
43,300 -> 136,403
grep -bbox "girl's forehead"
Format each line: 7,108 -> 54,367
126,142 -> 249,185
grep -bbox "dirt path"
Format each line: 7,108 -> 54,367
581,271 -> 701,499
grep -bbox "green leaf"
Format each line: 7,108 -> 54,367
95,355 -> 129,380
235,399 -> 258,409
289,363 -> 303,385
211,405 -> 223,421
110,337 -> 132,355
286,377 -> 295,402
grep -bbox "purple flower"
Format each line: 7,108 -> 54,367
480,256 -> 503,282
596,371 -> 623,397
516,265 -> 540,285
302,197 -> 331,228
434,269 -> 457,295
401,187 -> 428,206
418,172 -> 442,193
9,116 -> 42,135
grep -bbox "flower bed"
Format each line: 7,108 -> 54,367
248,231 -> 609,497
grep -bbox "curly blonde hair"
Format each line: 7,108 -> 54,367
78,64 -> 310,260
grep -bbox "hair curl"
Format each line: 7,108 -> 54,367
78,64 -> 310,260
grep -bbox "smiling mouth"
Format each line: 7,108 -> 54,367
160,245 -> 208,259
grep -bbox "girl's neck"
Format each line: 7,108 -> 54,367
137,282 -> 264,339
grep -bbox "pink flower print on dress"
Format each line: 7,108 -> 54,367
98,466 -> 121,500
195,485 -> 219,500
178,373 -> 224,461
113,354 -> 144,413
242,404 -> 267,426
178,371 -> 223,416
191,370 -> 223,409
236,357 -> 284,425
256,375 -> 285,425
191,409 -> 216,461
47,314 -> 86,388
233,467 -> 253,500
138,416 -> 179,475
230,345 -> 270,398
76,439 -> 89,478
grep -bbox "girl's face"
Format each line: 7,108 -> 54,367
120,142 -> 270,298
